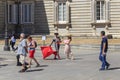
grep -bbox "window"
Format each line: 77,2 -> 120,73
8,4 -> 17,24
54,0 -> 70,24
58,3 -> 67,22
21,3 -> 34,24
96,1 -> 105,21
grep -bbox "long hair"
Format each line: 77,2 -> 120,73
68,36 -> 72,41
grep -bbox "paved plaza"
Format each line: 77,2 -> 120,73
0,45 -> 120,80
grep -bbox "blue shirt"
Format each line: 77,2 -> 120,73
101,36 -> 108,53
17,39 -> 27,56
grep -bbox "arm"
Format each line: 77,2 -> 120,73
67,39 -> 71,44
24,46 -> 28,53
102,43 -> 106,55
49,40 -> 54,46
23,40 -> 28,53
28,41 -> 36,48
58,37 -> 62,43
64,39 -> 71,44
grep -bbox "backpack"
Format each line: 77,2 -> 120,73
34,41 -> 37,48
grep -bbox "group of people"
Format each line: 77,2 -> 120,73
14,33 -> 40,72
10,32 -> 74,72
49,31 -> 110,71
50,32 -> 74,60
10,30 -> 110,72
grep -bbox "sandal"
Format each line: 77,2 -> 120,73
36,64 -> 40,67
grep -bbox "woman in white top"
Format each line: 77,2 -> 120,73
64,35 -> 74,60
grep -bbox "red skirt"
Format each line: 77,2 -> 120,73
29,50 -> 35,58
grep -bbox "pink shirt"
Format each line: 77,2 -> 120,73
64,40 -> 69,44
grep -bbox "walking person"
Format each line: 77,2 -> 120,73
17,33 -> 28,72
64,35 -> 74,60
10,34 -> 16,51
99,31 -> 110,71
27,36 -> 40,68
50,33 -> 61,60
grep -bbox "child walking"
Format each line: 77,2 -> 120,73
64,35 -> 74,60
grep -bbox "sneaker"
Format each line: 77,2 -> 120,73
19,69 -> 26,73
54,58 -> 57,60
36,64 -> 40,67
16,62 -> 22,66
99,68 -> 105,71
24,66 -> 28,71
27,65 -> 31,68
106,64 -> 110,70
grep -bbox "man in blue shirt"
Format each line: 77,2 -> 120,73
99,31 -> 110,71
17,33 -> 28,72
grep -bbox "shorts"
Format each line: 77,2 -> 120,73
29,50 -> 35,58
19,55 -> 26,64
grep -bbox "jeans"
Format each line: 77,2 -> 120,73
11,42 -> 15,50
99,52 -> 109,69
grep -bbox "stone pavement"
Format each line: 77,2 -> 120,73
0,45 -> 120,80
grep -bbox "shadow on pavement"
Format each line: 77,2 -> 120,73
26,69 -> 44,72
40,65 -> 48,67
108,67 -> 120,70
44,58 -> 65,60
0,64 -> 8,67
0,64 -> 8,68
74,58 -> 83,60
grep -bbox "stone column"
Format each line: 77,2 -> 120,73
92,0 -> 96,36
66,0 -> 70,34
105,0 -> 109,35
54,1 -> 58,33
92,0 -> 96,23
106,0 -> 109,22
54,1 -> 57,24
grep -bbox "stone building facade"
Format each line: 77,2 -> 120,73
0,0 -> 120,37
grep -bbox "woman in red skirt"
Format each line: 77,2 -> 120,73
27,36 -> 40,68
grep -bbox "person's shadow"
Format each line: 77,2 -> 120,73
26,65 -> 48,72
26,69 -> 44,72
0,64 -> 8,68
108,67 -> 120,70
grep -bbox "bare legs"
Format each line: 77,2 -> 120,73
66,52 -> 74,60
28,57 -> 40,68
54,51 -> 61,60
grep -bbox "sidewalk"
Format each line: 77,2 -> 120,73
0,46 -> 120,80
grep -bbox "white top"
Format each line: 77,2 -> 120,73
11,36 -> 16,42
17,39 -> 27,56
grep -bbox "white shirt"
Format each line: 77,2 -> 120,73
11,36 -> 16,42
17,39 -> 27,56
